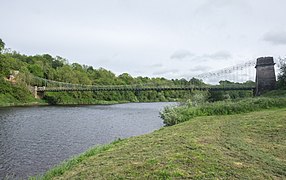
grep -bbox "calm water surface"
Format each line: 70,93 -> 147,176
0,102 -> 175,179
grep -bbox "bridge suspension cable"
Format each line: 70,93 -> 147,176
191,59 -> 259,84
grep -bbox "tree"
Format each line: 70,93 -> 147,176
28,64 -> 44,77
0,38 -> 5,52
52,56 -> 66,69
42,54 -> 54,66
277,58 -> 286,89
118,73 -> 134,84
72,63 -> 83,71
86,66 -> 94,73
0,55 -> 10,76
189,77 -> 205,86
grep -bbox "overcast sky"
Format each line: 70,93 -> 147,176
1,0 -> 286,80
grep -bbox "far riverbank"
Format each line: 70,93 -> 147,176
0,98 -> 179,108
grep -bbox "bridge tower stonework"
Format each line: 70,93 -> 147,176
32,86 -> 45,98
255,57 -> 276,96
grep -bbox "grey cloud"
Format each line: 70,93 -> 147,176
134,70 -> 144,74
197,0 -> 234,11
203,51 -> 232,60
190,51 -> 232,63
152,69 -> 179,76
149,63 -> 163,68
241,73 -> 249,77
263,31 -> 286,45
170,49 -> 193,60
94,58 -> 112,65
179,66 -> 212,80
195,0 -> 251,16
190,65 -> 210,72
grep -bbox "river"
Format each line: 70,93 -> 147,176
0,102 -> 175,179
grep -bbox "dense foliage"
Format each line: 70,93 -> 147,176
0,77 -> 36,106
0,39 -> 203,105
0,38 -> 254,105
277,58 -> 286,89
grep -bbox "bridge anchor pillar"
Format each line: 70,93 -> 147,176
34,86 -> 38,98
255,57 -> 276,96
33,86 -> 45,99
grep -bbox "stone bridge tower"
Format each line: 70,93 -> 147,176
255,57 -> 276,96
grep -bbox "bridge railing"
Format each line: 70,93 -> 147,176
36,83 -> 255,92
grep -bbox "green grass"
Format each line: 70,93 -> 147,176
261,90 -> 286,97
35,108 -> 286,179
0,93 -> 47,107
161,96 -> 286,126
0,78 -> 44,107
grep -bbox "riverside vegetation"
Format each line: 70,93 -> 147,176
0,38 -> 254,106
161,95 -> 286,126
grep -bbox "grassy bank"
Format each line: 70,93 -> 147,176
0,78 -> 42,107
261,89 -> 286,97
0,98 -> 147,107
161,96 -> 286,126
0,92 -> 47,107
0,100 -> 48,107
0,94 -> 176,107
0,100 -> 125,107
35,107 -> 286,179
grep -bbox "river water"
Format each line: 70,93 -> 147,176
0,102 -> 175,179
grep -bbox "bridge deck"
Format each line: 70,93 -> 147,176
37,86 -> 255,92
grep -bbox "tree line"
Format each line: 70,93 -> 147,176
3,38 -> 283,105
0,39 -> 204,104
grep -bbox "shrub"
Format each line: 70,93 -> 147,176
161,97 -> 286,126
0,78 -> 34,103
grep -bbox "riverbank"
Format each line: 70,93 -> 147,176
0,91 -> 136,107
35,106 -> 286,179
0,99 -> 178,108
0,92 -> 130,107
0,100 -> 48,107
0,100 -> 130,108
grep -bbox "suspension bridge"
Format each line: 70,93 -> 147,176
30,57 -> 282,98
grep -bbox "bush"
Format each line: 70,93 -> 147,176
0,78 -> 34,104
161,97 -> 286,126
